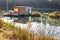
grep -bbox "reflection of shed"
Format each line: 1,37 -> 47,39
13,6 -> 33,23
14,6 -> 33,15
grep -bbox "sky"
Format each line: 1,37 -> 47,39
0,0 -> 60,10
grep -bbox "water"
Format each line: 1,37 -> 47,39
1,16 -> 60,40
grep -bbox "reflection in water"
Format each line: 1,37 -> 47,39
0,16 -> 60,40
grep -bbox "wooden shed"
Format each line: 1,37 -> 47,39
14,6 -> 33,15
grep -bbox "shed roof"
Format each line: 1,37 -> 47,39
14,6 -> 33,8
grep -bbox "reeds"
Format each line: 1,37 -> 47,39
0,19 -> 58,40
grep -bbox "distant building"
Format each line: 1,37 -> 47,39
13,6 -> 33,15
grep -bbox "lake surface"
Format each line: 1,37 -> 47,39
0,16 -> 60,40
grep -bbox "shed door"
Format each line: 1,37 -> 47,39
19,7 -> 25,13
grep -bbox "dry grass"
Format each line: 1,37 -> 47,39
0,19 -> 58,40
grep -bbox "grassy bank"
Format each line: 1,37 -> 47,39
0,19 -> 58,40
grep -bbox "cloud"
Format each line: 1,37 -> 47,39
0,0 -> 60,10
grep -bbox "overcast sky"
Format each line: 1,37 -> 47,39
0,0 -> 60,10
